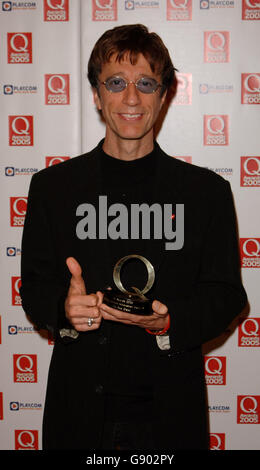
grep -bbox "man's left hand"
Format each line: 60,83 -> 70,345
100,299 -> 169,332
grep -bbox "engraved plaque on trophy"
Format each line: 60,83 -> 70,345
103,254 -> 155,315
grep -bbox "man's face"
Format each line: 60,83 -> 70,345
93,53 -> 166,146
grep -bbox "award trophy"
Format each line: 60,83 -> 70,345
103,254 -> 155,315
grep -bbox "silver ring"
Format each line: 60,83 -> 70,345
87,318 -> 93,327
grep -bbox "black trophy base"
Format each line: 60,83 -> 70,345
103,288 -> 153,315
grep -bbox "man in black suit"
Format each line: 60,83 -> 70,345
20,24 -> 247,450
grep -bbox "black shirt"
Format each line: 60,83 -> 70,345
99,145 -> 158,422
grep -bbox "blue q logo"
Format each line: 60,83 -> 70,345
2,2 -> 12,11
5,167 -> 15,176
200,0 -> 209,8
4,85 -> 13,94
8,325 -> 18,335
10,402 -> 19,411
7,247 -> 16,256
125,1 -> 134,9
199,83 -> 209,94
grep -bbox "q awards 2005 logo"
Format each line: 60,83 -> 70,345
0,392 -> 3,420
44,0 -> 69,21
204,115 -> 229,146
238,318 -> 260,347
242,0 -> 260,20
45,74 -> 70,105
46,156 -> 70,167
237,396 -> 260,424
7,33 -> 32,64
167,0 -> 192,21
204,356 -> 226,385
204,31 -> 230,63
10,197 -> 27,227
12,276 -> 22,306
174,156 -> 192,163
209,433 -> 225,450
174,73 -> 192,105
92,0 -> 117,21
241,73 -> 260,104
13,354 -> 37,383
241,156 -> 260,187
240,238 -> 260,268
15,430 -> 38,450
9,116 -> 34,146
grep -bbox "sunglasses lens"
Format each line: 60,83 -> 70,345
136,77 -> 158,94
105,77 -> 126,92
104,76 -> 160,93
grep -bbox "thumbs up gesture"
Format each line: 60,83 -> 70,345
64,257 -> 103,332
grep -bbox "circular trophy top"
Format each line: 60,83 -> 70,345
113,254 -> 155,296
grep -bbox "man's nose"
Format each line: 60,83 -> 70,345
122,82 -> 141,106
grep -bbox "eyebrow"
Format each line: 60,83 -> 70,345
104,73 -> 157,80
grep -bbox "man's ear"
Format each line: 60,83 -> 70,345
159,89 -> 167,110
92,87 -> 102,111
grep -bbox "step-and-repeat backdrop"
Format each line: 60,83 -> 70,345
0,0 -> 259,451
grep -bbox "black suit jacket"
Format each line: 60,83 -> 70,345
20,140 -> 247,449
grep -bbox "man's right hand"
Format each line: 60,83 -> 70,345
64,257 -> 103,332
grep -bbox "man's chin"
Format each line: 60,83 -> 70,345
114,129 -> 152,141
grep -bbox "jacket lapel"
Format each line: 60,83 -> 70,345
72,141 -> 112,287
142,142 -> 185,284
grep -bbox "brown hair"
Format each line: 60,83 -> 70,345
88,24 -> 177,96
